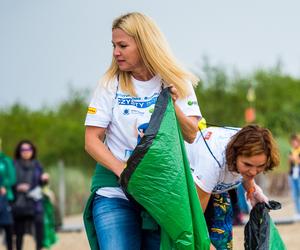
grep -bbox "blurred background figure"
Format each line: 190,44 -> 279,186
12,140 -> 49,250
288,134 -> 300,219
41,174 -> 58,249
0,138 -> 15,250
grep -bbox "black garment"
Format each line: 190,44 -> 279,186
13,159 -> 44,250
1,224 -> 13,250
14,160 -> 35,186
14,212 -> 44,250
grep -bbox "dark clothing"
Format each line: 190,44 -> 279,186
15,212 -> 44,250
13,159 -> 44,250
14,159 -> 44,213
0,195 -> 13,225
2,224 -> 13,250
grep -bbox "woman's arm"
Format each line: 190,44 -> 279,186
242,178 -> 255,193
242,178 -> 268,206
169,85 -> 199,143
173,103 -> 199,143
196,185 -> 211,212
85,126 -> 126,177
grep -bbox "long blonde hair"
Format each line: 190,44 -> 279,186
102,12 -> 199,98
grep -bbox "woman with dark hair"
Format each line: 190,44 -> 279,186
13,140 -> 48,250
185,124 -> 280,250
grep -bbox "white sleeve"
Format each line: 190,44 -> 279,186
84,81 -> 117,127
175,82 -> 201,117
186,133 -> 221,193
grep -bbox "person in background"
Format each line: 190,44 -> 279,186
288,134 -> 300,218
13,140 -> 48,250
41,174 -> 58,249
0,139 -> 16,250
84,12 -> 201,250
185,124 -> 280,250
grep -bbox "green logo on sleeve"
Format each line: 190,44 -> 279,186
188,100 -> 197,106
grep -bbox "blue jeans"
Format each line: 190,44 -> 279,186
288,176 -> 300,214
92,195 -> 160,250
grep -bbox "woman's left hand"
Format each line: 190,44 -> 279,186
41,172 -> 50,182
169,84 -> 179,102
0,187 -> 6,195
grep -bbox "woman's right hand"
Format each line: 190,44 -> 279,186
115,162 -> 127,177
85,126 -> 128,177
16,183 -> 30,192
0,187 -> 6,195
248,185 -> 269,207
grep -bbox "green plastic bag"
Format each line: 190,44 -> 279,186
121,88 -> 210,250
43,190 -> 58,249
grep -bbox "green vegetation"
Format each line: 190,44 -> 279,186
196,61 -> 300,136
0,89 -> 95,170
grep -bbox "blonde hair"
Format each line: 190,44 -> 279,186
102,12 -> 199,98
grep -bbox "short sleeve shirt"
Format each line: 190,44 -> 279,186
185,127 -> 242,194
85,75 -> 201,162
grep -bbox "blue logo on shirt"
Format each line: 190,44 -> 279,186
123,109 -> 130,115
118,95 -> 158,109
137,123 -> 149,144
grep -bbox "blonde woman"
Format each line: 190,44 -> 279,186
84,12 -> 202,250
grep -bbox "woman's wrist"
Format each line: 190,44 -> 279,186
246,186 -> 256,200
115,162 -> 127,177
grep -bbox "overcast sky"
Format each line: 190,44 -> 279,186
1,0 -> 300,110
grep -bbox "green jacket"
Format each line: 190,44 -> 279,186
83,163 -> 119,250
0,152 -> 16,201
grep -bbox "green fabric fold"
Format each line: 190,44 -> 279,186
121,89 -> 210,250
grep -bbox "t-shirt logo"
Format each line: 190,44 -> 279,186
137,123 -> 149,144
188,100 -> 197,106
87,107 -> 96,114
204,131 -> 212,140
123,109 -> 130,115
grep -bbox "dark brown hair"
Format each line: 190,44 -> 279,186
14,139 -> 37,160
226,124 -> 280,172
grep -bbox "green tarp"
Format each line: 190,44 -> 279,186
120,88 -> 210,250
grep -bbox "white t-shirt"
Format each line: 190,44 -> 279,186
185,127 -> 242,194
85,75 -> 201,198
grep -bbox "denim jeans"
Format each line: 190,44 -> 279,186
288,176 -> 300,214
92,195 -> 160,250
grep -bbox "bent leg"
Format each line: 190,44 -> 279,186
205,192 -> 233,250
